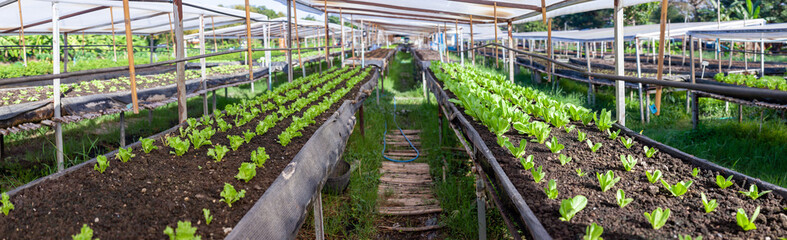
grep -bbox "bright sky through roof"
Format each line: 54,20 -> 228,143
186,0 -> 324,20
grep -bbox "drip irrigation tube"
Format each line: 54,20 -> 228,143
381,97 -> 420,162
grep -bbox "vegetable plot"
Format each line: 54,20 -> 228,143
713,73 -> 787,91
0,66 -> 375,239
431,62 -> 786,239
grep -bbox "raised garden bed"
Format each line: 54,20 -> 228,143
428,61 -> 787,239
348,48 -> 395,60
0,66 -> 377,239
414,49 -> 441,61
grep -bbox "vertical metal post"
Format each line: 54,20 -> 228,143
173,0 -> 186,123
200,15 -> 208,116
324,0 -> 330,67
476,177 -> 487,240
149,34 -> 154,63
760,38 -> 765,77
493,2 -> 498,68
340,8 -> 346,67
635,38 -> 645,122
290,0 -> 305,78
17,0 -> 27,66
63,33 -> 69,73
286,0 -> 293,83
119,111 -> 126,147
52,1 -> 64,172
547,19 -> 553,83
361,20 -> 365,67
470,15 -> 474,66
266,23 -> 272,91
586,42 -> 594,105
614,0 -> 625,126
313,192 -> 325,240
508,21 -> 514,83
690,36 -> 698,129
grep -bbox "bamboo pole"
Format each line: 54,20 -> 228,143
340,8 -> 345,66
211,16 -> 217,52
493,2 -> 498,68
470,15 -> 474,66
173,0 -> 186,122
244,0 -> 254,85
655,0 -> 668,116
168,13 -> 175,57
291,0 -> 304,77
351,14 -> 355,60
324,0 -> 330,66
17,0 -> 27,66
547,18 -> 552,83
508,20 -> 514,83
122,0 -> 139,114
110,7 -> 117,62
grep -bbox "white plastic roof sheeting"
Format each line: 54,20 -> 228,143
688,23 -> 787,42
185,17 -> 355,40
292,0 -> 658,35
0,0 -> 268,36
467,19 -> 766,43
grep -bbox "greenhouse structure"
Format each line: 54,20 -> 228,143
0,0 -> 785,239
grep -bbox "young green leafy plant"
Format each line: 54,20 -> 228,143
577,130 -> 587,142
71,224 -> 96,240
595,109 -> 615,132
564,125 -> 575,134
532,165 -> 545,183
250,147 -> 269,168
586,140 -> 602,153
575,168 -> 587,177
140,137 -> 158,154
736,206 -> 761,231
544,179 -> 559,199
715,175 -> 734,189
519,155 -> 535,170
163,221 -> 201,240
545,136 -> 564,154
203,208 -> 213,225
227,135 -> 244,151
167,136 -> 190,156
620,137 -> 634,149
644,207 -> 671,230
700,192 -> 718,213
235,162 -> 257,183
646,170 -> 663,184
661,179 -> 693,198
644,146 -> 658,158
583,223 -> 603,240
739,184 -> 772,200
616,189 -> 633,208
678,235 -> 703,240
115,147 -> 135,163
1,192 -> 14,216
559,195 -> 588,222
220,183 -> 246,207
94,155 -> 109,173
558,154 -> 572,166
207,144 -> 229,162
596,170 -> 621,192
188,127 -> 214,149
607,129 -> 621,141
691,168 -> 700,178
505,140 -> 527,158
620,154 -> 638,171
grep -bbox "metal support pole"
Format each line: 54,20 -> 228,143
119,111 -> 126,147
149,34 -> 155,63
470,16 -> 475,66
476,178 -> 487,240
266,23 -> 272,91
52,2 -> 64,172
63,33 -> 69,73
340,8 -> 346,67
324,0 -> 330,67
313,192 -> 325,240
199,15 -> 208,116
614,0 -> 625,126
585,42 -> 595,105
508,21 -> 514,83
635,39 -> 645,122
286,0 -> 293,83
690,36 -> 698,129
173,0 -> 186,123
760,38 -> 765,77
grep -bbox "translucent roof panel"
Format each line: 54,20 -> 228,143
292,0 -> 658,35
0,0 -> 268,36
688,23 -> 787,42
185,17 -> 355,40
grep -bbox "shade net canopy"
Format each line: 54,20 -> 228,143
688,23 -> 787,42
0,0 -> 268,36
290,0 -> 657,36
185,17 -> 355,40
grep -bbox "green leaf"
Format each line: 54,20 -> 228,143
620,154 -> 638,171
559,195 -> 588,222
207,145 -> 229,162
94,155 -> 109,174
234,162 -> 257,183
616,189 -> 633,208
544,179 -> 559,199
558,154 -> 572,166
71,224 -> 97,240
739,184 -> 772,200
532,165 -> 545,183
163,221 -> 201,240
643,207 -> 671,229
700,192 -> 718,213
661,179 -> 693,198
736,206 -> 760,231
715,175 -> 734,189
1,192 -> 14,216
140,137 -> 159,154
519,155 -> 534,170
646,170 -> 662,184
583,223 -> 604,240
250,147 -> 270,168
220,183 -> 246,207
545,136 -> 564,154
596,170 -> 620,192
115,147 -> 135,163
203,209 -> 213,225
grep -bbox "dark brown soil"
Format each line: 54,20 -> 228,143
0,67 -> 373,239
349,49 -> 395,60
415,49 -> 441,61
440,82 -> 787,239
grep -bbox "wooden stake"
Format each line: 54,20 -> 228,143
110,7 -> 117,62
211,16 -> 217,52
324,0 -> 330,66
654,0 -> 668,116
173,0 -> 186,122
291,0 -> 304,77
122,0 -> 139,114
340,8 -> 345,66
547,18 -> 552,83
470,15 -> 474,66
17,0 -> 27,66
168,13 -> 175,57
493,2 -> 498,68
245,0 -> 253,83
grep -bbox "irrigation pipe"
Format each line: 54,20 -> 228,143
381,97 -> 419,163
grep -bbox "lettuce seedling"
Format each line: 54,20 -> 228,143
620,154 -> 638,171
678,235 -> 703,240
1,192 -> 14,216
643,207 -> 670,229
71,224 -> 96,240
558,154 -> 572,166
661,179 -> 693,198
251,147 -> 269,168
278,130 -> 302,146
243,129 -> 255,143
94,155 -> 109,173
519,155 -> 534,170
488,117 -> 510,137
594,109 -> 616,132
235,162 -> 257,183
496,135 -> 510,148
564,125 -> 575,134
586,140 -> 602,153
163,221 -> 201,240
220,183 -> 246,207
505,140 -> 527,158
217,118 -> 231,132
575,168 -> 587,177
736,206 -> 760,231
140,137 -> 158,154
228,135 -> 244,151
646,170 -> 662,184
739,184 -> 772,200
715,175 -> 734,189
577,130 -> 587,142
583,223 -> 603,240
701,192 -> 718,213
531,166 -> 545,183
616,189 -> 633,208
115,147 -> 135,163
207,144 -> 229,162
203,209 -> 213,225
620,137 -> 634,149
544,179 -> 559,199
644,146 -> 658,158
532,124 -> 551,144
545,137 -> 564,154
559,195 -> 588,222
188,127 -> 214,149
167,136 -> 191,156
691,168 -> 700,178
607,129 -> 621,141
596,170 -> 620,192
